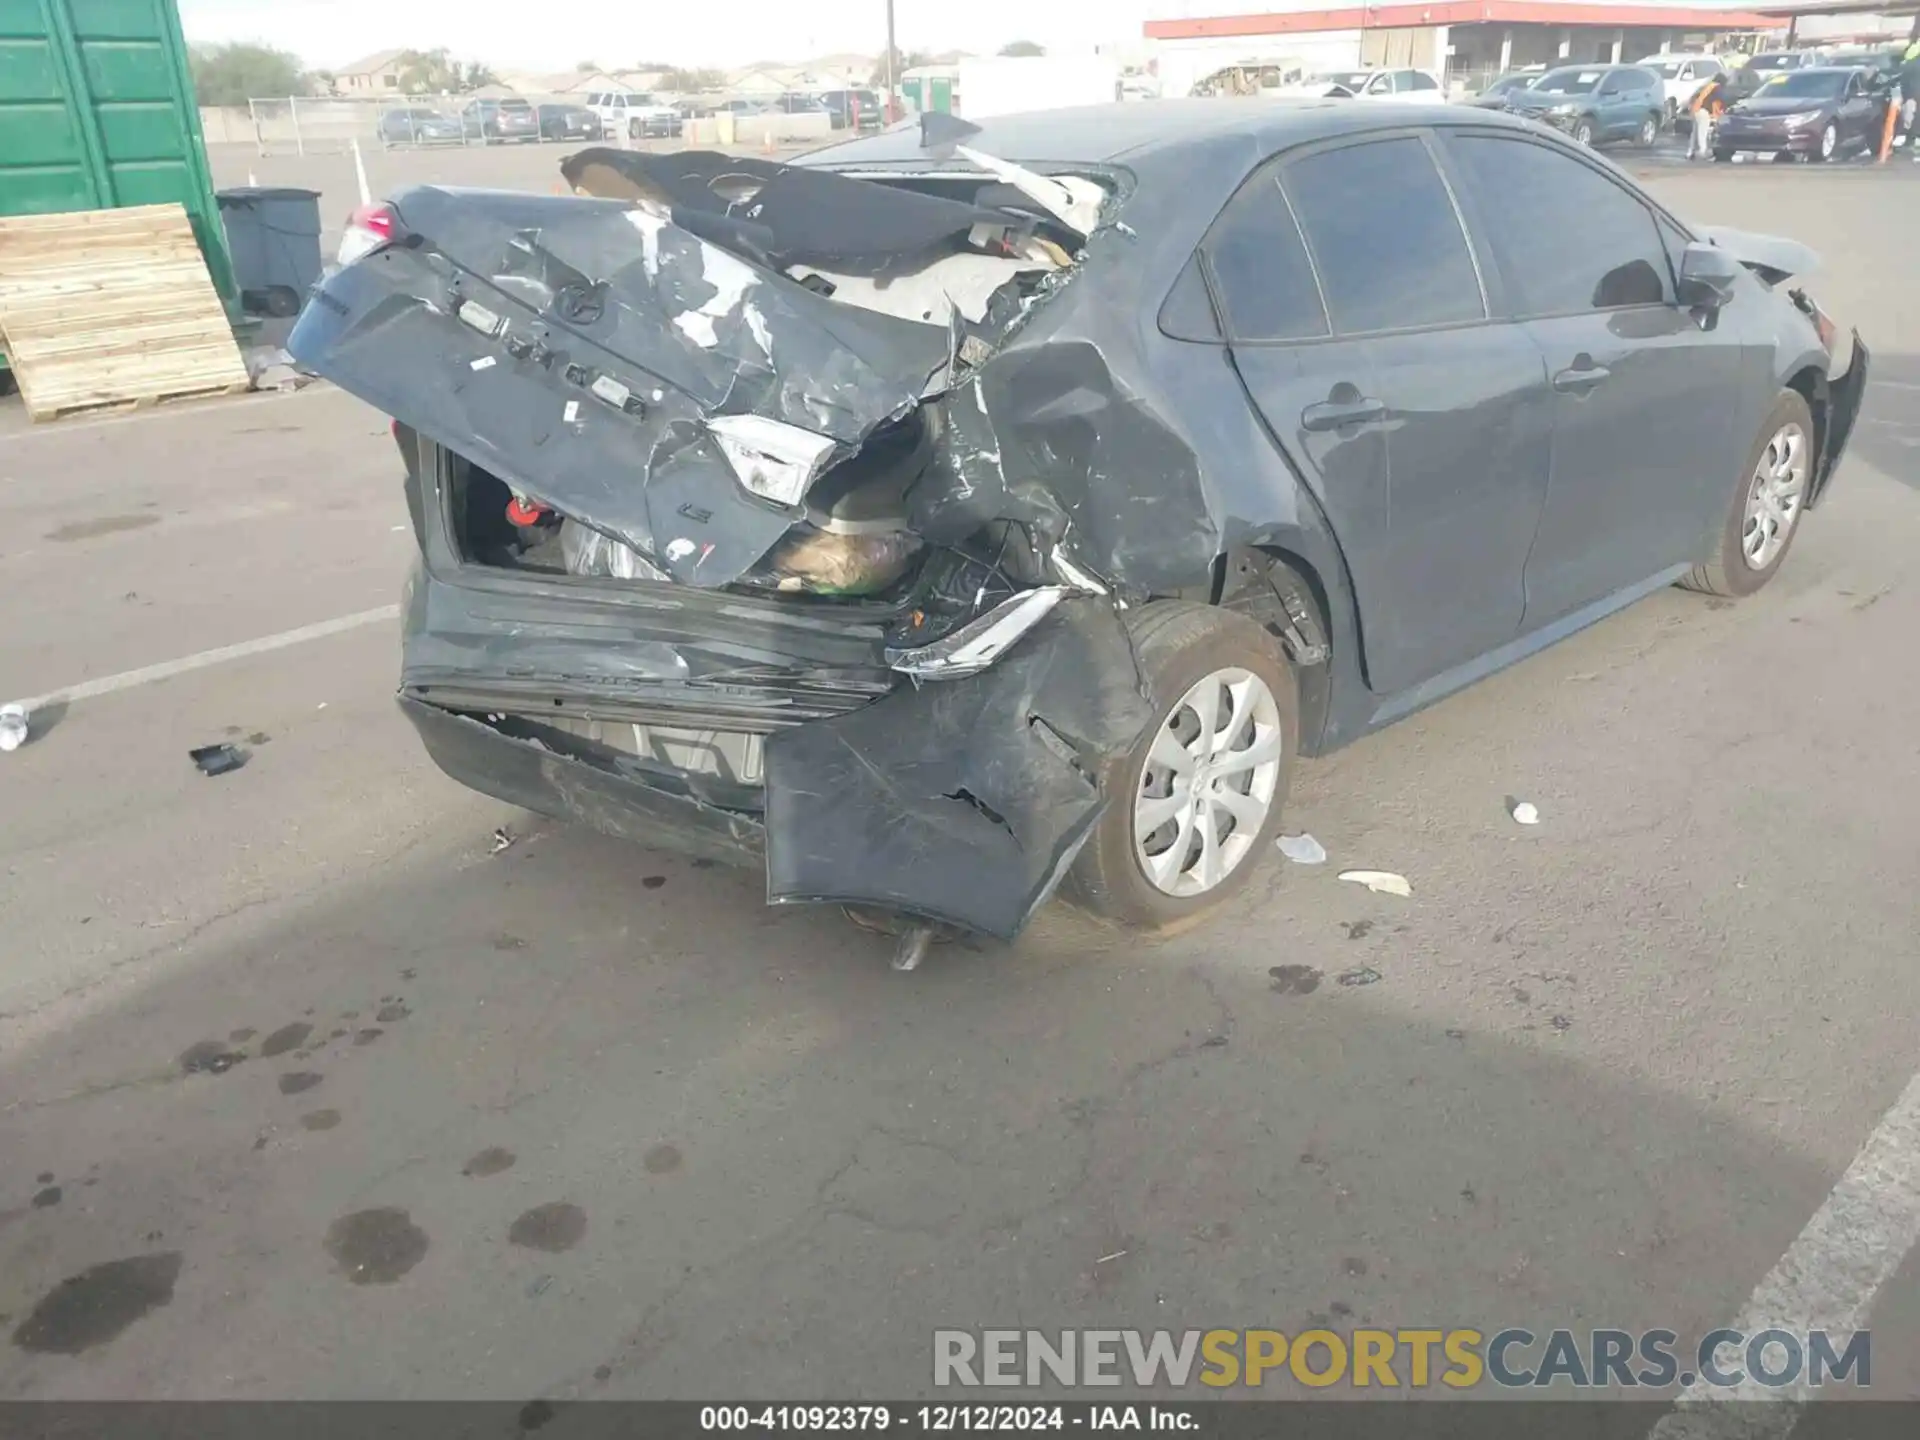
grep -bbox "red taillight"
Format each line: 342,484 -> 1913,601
349,203 -> 394,242
337,204 -> 396,265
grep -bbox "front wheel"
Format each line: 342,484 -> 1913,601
1680,390 -> 1814,599
1637,114 -> 1658,147
1572,118 -> 1595,146
1065,603 -> 1298,932
1814,122 -> 1838,161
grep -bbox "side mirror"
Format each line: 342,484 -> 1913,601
1678,242 -> 1741,310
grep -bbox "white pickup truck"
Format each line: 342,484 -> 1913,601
585,90 -> 681,139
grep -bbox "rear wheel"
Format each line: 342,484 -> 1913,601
1066,603 -> 1297,932
1680,390 -> 1814,599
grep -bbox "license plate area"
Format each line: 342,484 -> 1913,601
546,715 -> 764,785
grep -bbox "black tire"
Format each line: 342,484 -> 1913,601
1680,389 -> 1815,599
1064,602 -> 1298,932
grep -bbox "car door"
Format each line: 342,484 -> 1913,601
1441,129 -> 1750,626
1593,70 -> 1633,137
1208,134 -> 1554,695
1837,69 -> 1876,146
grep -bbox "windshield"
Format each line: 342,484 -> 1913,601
1647,60 -> 1684,78
1747,54 -> 1796,71
1486,73 -> 1537,94
1533,68 -> 1604,95
1318,71 -> 1372,90
1758,70 -> 1847,98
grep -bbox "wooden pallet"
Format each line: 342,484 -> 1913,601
0,204 -> 250,424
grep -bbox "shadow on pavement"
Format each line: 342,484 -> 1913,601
0,817 -> 1847,1402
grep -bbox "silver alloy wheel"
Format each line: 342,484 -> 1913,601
1132,667 -> 1284,898
1640,116 -> 1657,146
1820,123 -> 1837,159
1742,421 -> 1808,570
1574,119 -> 1594,145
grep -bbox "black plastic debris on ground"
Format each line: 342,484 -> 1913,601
189,743 -> 247,777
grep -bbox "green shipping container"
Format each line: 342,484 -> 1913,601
0,0 -> 235,305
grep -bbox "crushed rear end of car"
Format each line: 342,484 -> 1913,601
288,139 -> 1220,939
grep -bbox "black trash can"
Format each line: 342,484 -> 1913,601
216,186 -> 323,319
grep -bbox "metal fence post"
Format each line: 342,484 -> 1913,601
291,95 -> 305,157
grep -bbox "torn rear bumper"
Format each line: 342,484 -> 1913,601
403,696 -> 767,867
1813,332 -> 1868,506
403,587 -> 1151,940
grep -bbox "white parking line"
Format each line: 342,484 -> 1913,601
9,604 -> 401,712
1648,1069 -> 1920,1438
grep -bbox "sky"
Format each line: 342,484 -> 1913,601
175,0 -> 1167,72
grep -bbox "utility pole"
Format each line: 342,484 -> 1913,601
884,0 -> 898,121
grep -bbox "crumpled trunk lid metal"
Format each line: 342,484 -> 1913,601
288,186 -> 952,587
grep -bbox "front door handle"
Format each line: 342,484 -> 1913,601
1301,396 -> 1387,432
1552,362 -> 1612,394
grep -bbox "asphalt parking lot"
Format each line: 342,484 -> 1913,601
2,148 -> 1918,1409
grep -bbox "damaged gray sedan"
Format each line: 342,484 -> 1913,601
290,101 -> 1866,944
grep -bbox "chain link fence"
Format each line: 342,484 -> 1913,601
198,95 -> 835,157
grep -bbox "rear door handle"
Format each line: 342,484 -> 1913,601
1301,397 -> 1387,432
1552,363 -> 1611,394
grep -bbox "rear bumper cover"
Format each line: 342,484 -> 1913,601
402,571 -> 1151,940
1813,333 -> 1869,506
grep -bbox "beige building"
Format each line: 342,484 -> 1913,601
331,49 -> 409,95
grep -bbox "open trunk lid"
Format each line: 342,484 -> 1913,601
292,184 -> 965,587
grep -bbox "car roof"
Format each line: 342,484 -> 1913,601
799,99 -> 1546,169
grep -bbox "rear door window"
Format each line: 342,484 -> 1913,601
1410,71 -> 1439,91
1201,174 -> 1328,342
1281,135 -> 1485,334
1448,133 -> 1674,314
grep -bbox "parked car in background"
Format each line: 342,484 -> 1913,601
292,103 -> 1865,941
1502,64 -> 1664,146
377,107 -> 463,147
811,87 -> 885,129
1284,67 -> 1444,100
1470,68 -> 1546,108
461,97 -> 538,144
1638,53 -> 1727,118
711,97 -> 774,116
536,103 -> 602,142
1722,50 -> 1821,104
1815,46 -> 1903,85
773,92 -> 831,117
1714,66 -> 1891,162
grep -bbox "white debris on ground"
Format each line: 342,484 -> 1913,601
1337,870 -> 1412,898
1511,800 -> 1541,826
1277,833 -> 1327,865
241,345 -> 312,393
